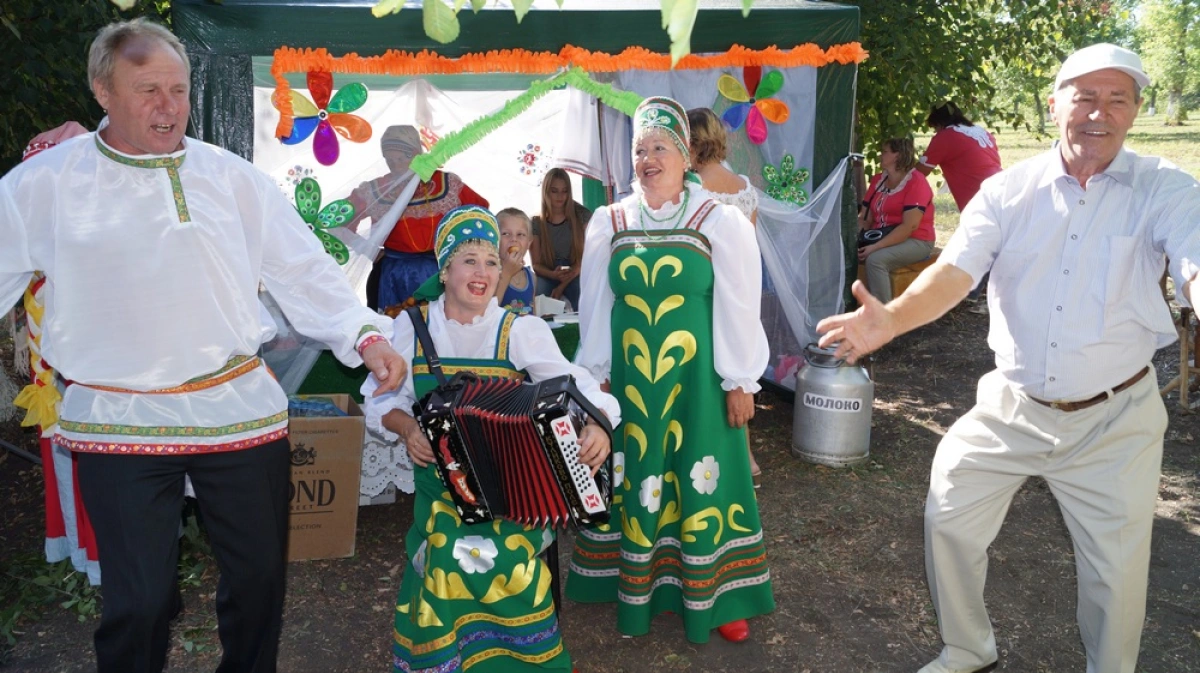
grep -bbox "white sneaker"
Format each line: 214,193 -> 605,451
916,659 -> 998,673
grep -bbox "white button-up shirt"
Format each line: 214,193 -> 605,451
941,147 -> 1200,401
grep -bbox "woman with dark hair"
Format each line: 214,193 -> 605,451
530,168 -> 592,309
917,102 -> 1002,310
917,102 -> 1002,212
859,137 -> 937,304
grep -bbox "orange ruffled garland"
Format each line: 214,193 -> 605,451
272,42 -> 868,138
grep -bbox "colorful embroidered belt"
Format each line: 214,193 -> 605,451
80,355 -> 262,395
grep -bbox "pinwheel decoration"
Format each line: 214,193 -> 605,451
717,67 -> 790,145
294,177 -> 355,265
274,72 -> 372,166
762,154 -> 810,206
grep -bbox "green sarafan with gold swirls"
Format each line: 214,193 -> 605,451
567,204 -> 774,645
391,310 -> 571,673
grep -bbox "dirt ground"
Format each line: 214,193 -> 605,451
2,304 -> 1198,673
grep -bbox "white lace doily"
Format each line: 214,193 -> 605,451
359,425 -> 415,496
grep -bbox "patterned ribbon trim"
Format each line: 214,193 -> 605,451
81,355 -> 261,395
94,136 -> 191,223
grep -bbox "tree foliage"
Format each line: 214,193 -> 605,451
0,1 -> 168,173
990,0 -> 1136,135
1137,0 -> 1200,124
846,0 -> 1133,162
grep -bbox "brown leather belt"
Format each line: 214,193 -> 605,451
1030,366 -> 1150,412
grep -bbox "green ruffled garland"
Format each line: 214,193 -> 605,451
410,67 -> 644,181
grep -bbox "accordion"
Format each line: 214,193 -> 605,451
415,371 -> 614,528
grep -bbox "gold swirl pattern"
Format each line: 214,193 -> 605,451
481,558 -> 537,604
662,383 -> 683,418
624,386 -> 649,418
654,294 -> 685,324
622,329 -> 654,383
654,331 -> 697,383
682,506 -> 725,545
619,256 -> 650,285
655,472 -> 683,535
624,424 -> 648,460
651,256 -> 683,286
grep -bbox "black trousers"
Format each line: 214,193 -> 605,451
76,439 -> 291,673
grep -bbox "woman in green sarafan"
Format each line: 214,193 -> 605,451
568,97 -> 774,644
362,205 -> 620,673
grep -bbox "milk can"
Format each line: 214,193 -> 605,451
791,344 -> 874,467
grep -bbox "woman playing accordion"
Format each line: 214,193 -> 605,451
362,205 -> 620,673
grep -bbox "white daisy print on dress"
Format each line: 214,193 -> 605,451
690,456 -> 720,495
453,535 -> 499,574
639,474 -> 664,513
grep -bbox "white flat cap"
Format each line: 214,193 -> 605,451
1055,43 -> 1150,91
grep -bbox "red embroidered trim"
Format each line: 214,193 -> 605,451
356,334 -> 387,354
684,200 -> 717,230
23,141 -> 56,161
56,428 -> 289,455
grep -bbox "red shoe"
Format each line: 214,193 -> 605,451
716,619 -> 750,642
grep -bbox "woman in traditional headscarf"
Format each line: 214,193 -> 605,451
362,205 -> 619,673
567,97 -> 774,644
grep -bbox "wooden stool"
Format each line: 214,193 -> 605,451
857,247 -> 942,299
1160,306 -> 1198,411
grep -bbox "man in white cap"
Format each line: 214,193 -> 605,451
817,43 -> 1200,673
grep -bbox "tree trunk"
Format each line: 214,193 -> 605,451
1166,89 -> 1184,126
1035,90 -> 1046,134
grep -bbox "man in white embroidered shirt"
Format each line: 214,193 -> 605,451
817,44 -> 1200,673
0,19 -> 408,673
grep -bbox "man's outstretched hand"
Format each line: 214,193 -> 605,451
816,281 -> 898,364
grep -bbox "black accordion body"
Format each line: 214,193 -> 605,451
415,371 -> 614,529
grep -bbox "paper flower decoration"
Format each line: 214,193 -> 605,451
275,72 -> 371,166
294,177 -> 355,265
717,67 -> 790,145
762,154 -> 811,206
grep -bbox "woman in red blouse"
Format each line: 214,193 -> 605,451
858,138 -> 937,303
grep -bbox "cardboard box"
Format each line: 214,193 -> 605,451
286,394 -> 365,562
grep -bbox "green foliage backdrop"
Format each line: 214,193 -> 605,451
0,1 -> 168,174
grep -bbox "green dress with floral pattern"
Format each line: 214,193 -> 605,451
393,310 -> 570,673
566,200 -> 774,643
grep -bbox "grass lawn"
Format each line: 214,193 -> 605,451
918,114 -> 1200,246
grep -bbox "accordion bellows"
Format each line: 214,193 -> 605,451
415,372 -> 614,528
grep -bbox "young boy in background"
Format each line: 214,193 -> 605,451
495,208 -> 536,313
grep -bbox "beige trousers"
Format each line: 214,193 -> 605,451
924,369 -> 1166,673
863,237 -> 934,303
